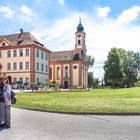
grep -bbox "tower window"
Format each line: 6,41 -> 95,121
78,39 -> 81,45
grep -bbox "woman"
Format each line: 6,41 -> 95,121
0,78 -> 5,126
1,77 -> 11,128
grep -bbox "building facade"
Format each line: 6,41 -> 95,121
50,20 -> 88,88
0,30 -> 50,84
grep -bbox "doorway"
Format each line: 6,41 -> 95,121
64,81 -> 68,89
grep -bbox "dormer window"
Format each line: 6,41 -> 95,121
2,42 -> 6,47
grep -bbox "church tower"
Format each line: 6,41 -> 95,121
74,18 -> 86,60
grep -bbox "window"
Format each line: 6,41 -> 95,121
19,78 -> 23,83
13,78 -> 17,83
25,77 -> 29,83
7,63 -> 11,70
25,62 -> 29,70
25,49 -> 29,56
36,62 -> 39,70
19,62 -> 23,70
41,63 -> 44,71
2,42 -> 6,47
19,49 -> 23,56
7,50 -> 11,57
65,66 -> 68,78
36,49 -> 39,57
46,64 -> 48,72
37,77 -> 39,83
13,63 -> 17,70
50,67 -> 52,80
13,50 -> 17,57
57,67 -> 60,80
46,53 -> 48,60
0,51 -> 1,58
78,39 -> 81,45
41,51 -> 44,59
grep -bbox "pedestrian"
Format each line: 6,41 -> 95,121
0,78 -> 5,126
1,77 -> 11,128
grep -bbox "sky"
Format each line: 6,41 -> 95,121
0,0 -> 140,79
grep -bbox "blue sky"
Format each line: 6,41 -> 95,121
1,0 -> 140,79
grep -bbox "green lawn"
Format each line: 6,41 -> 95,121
13,87 -> 140,113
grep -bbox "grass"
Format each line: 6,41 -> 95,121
13,87 -> 140,113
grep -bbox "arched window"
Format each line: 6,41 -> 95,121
78,39 -> 81,45
57,67 -> 60,80
50,67 -> 52,80
65,66 -> 68,78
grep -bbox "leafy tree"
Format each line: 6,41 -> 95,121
104,48 -> 123,88
93,78 -> 100,88
88,72 -> 94,87
85,55 -> 95,69
104,47 -> 140,88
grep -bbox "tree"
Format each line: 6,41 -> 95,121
123,51 -> 140,87
104,48 -> 123,88
93,78 -> 100,88
104,47 -> 140,88
85,55 -> 95,69
88,72 -> 94,87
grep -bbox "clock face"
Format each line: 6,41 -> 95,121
78,34 -> 81,38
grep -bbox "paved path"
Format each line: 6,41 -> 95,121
0,108 -> 140,140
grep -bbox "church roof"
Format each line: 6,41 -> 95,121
50,50 -> 74,61
76,18 -> 84,33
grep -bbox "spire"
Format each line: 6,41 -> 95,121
76,17 -> 84,32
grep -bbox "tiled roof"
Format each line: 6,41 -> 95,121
50,50 -> 74,61
0,32 -> 47,49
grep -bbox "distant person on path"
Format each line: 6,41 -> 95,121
0,78 -> 5,126
1,77 -> 12,129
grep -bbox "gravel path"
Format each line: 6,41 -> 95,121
0,108 -> 140,140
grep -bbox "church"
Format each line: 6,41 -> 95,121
50,19 -> 88,88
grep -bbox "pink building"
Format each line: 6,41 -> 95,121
50,20 -> 88,88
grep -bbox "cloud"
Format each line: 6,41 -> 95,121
20,5 -> 36,21
0,5 -> 15,19
31,5 -> 140,79
116,5 -> 140,24
58,0 -> 64,5
97,6 -> 111,17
